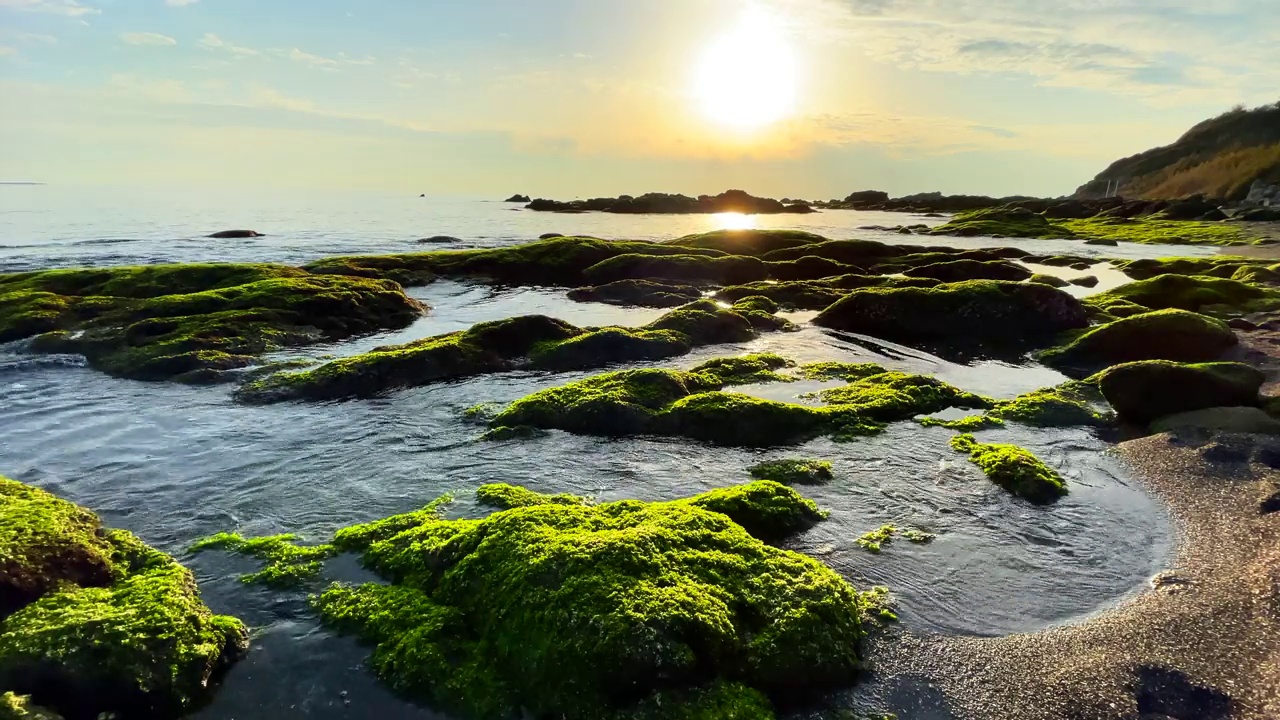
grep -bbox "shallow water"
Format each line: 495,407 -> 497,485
0,189 -> 1178,719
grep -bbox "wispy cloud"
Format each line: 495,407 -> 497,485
120,32 -> 177,47
0,0 -> 99,17
197,32 -> 259,57
164,0 -> 198,5
286,47 -> 338,69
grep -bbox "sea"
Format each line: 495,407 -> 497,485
1,185 -> 1209,718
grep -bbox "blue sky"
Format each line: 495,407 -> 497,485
1,0 -> 1277,197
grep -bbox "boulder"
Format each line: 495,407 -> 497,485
902,259 -> 1032,282
206,230 -> 262,239
1039,309 -> 1238,375
1156,195 -> 1221,221
814,281 -> 1088,345
1029,274 -> 1071,288
567,280 -> 703,308
505,194 -> 531,203
1043,200 -> 1099,219
1095,361 -> 1264,424
1070,275 -> 1100,288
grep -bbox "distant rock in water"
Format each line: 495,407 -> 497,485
525,189 -> 817,215
207,230 -> 263,239
539,232 -> 565,239
418,235 -> 461,244
505,194 -> 532,203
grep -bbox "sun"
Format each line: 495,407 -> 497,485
693,8 -> 798,131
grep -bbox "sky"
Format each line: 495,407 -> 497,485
1,0 -> 1277,198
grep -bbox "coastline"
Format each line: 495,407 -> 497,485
868,431 -> 1280,719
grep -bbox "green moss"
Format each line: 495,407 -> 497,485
240,301 -> 786,402
1039,309 -> 1238,375
567,280 -> 704,308
475,484 -> 590,509
682,481 -> 827,541
929,209 -> 1254,246
986,382 -> 1111,427
929,207 -> 1068,239
917,414 -> 1006,431
1028,273 -> 1071,288
309,482 -> 880,720
0,477 -> 248,718
796,362 -> 889,382
1114,257 -> 1256,281
747,459 -> 835,485
0,693 -> 61,720
715,281 -> 847,311
854,525 -> 936,553
690,354 -> 795,384
814,281 -> 1089,346
902,259 -> 1032,283
949,435 -> 1068,503
305,236 -> 727,287
1086,274 -> 1279,316
189,532 -> 337,589
0,264 -> 425,382
731,296 -> 780,314
488,363 -> 990,447
1093,360 -> 1265,424
664,229 -> 829,256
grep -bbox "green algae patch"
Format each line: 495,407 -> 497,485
0,263 -> 425,383
1093,360 -> 1265,424
930,208 -> 1255,246
1086,274 -> 1279,316
189,532 -> 337,589
0,477 -> 248,718
813,281 -> 1089,347
487,362 -> 991,447
854,525 -> 936,553
917,414 -> 1006,431
665,229 -> 829,257
796,362 -> 889,382
949,435 -> 1068,504
310,482 -> 880,720
568,280 -> 703,308
1039,309 -> 1238,376
239,300 -> 786,403
986,382 -> 1112,427
305,236 -> 727,287
748,459 -> 835,486
0,693 -> 61,720
475,483 -> 590,509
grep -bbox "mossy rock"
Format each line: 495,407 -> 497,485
929,207 -> 1070,239
1093,361 -> 1265,424
765,257 -> 865,281
308,482 -> 876,720
567,280 -> 703,308
0,264 -> 426,382
950,435 -> 1068,503
986,382 -> 1111,427
305,236 -> 727,287
1039,309 -> 1238,376
715,282 -> 847,311
1086,274 -> 1278,315
1028,274 -> 1070,288
748,459 -> 834,485
1070,275 -> 1100,288
238,301 -> 781,402
665,229 -> 829,257
761,239 -> 905,265
0,477 -> 248,718
902,259 -> 1032,283
813,281 -> 1088,346
583,254 -> 769,286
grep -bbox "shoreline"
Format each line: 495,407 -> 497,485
866,431 -> 1279,719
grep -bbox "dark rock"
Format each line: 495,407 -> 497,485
417,235 -> 461,244
526,190 -> 810,215
567,280 -> 703,308
1070,275 -> 1100,288
1157,195 -> 1222,221
207,230 -> 263,239
505,194 -> 531,203
903,259 -> 1033,282
1233,207 -> 1280,222
1095,361 -> 1264,424
1129,665 -> 1232,720
1198,208 -> 1228,221
1261,487 -> 1280,514
843,190 -> 890,205
1200,440 -> 1252,463
1084,239 -> 1119,247
539,233 -> 565,239
1228,318 -> 1258,330
1043,200 -> 1099,219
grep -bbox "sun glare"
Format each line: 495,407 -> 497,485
693,8 -> 798,131
712,212 -> 758,231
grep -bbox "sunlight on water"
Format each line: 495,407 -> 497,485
710,211 -> 758,231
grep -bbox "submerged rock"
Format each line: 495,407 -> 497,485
567,280 -> 703,308
1094,361 -> 1265,424
303,483 -> 880,720
206,230 -> 262,239
747,458 -> 835,486
0,476 -> 248,718
0,263 -> 426,383
813,280 -> 1088,346
949,434 -> 1068,503
1039,309 -> 1238,375
238,301 -> 785,402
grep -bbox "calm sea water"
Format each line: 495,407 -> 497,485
0,186 -> 1187,719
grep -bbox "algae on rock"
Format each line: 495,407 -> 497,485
748,459 -> 835,486
0,476 -> 248,718
1038,309 -> 1238,376
949,435 -> 1068,504
1092,360 -> 1264,424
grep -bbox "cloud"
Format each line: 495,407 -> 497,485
0,0 -> 98,17
120,32 -> 177,47
287,47 -> 337,68
165,0 -> 198,5
197,32 -> 259,57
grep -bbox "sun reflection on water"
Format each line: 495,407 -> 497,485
711,212 -> 758,231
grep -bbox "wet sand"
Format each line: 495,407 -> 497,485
1220,221 -> 1280,259
869,431 -> 1280,719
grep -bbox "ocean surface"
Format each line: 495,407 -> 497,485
0,186 -> 1198,719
